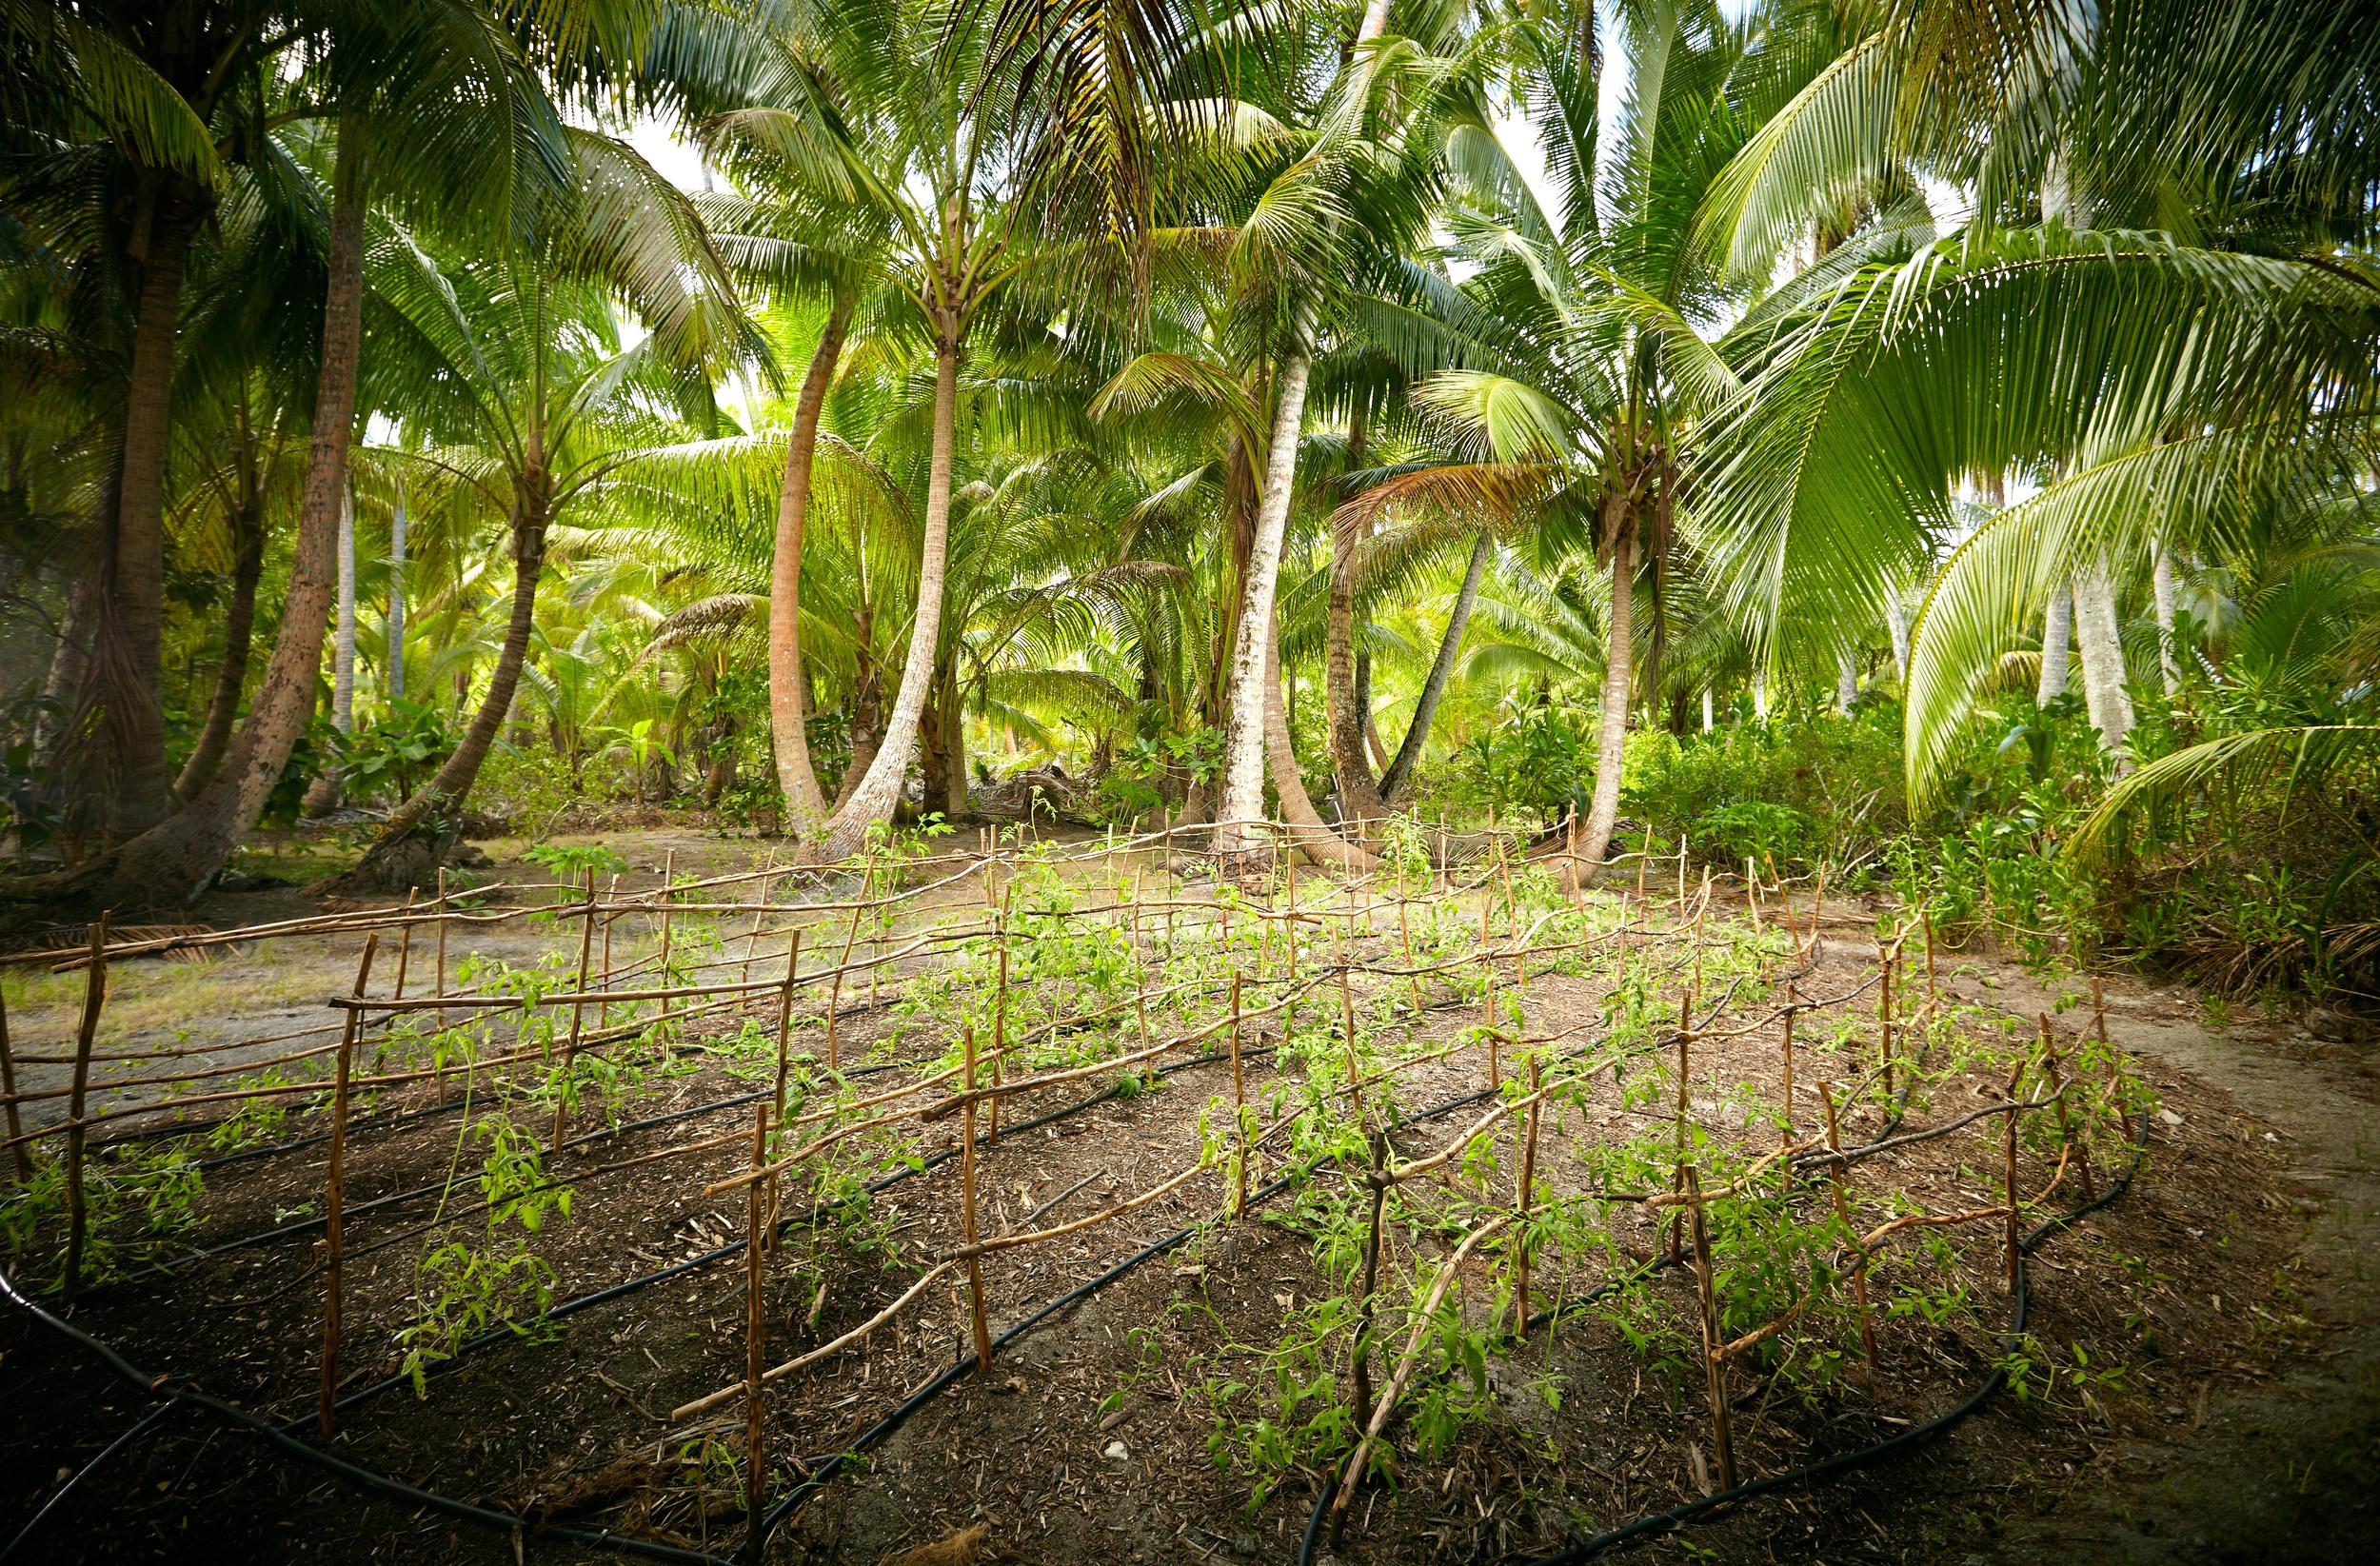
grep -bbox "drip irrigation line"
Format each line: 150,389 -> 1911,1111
0,1396 -> 184,1562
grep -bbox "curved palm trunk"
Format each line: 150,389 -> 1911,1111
1324,505 -> 1386,820
822,329 -> 961,859
1378,532 -> 1490,803
302,489 -> 358,815
101,204 -> 195,840
101,140 -> 366,907
1577,523 -> 1636,873
340,496 -> 547,891
769,296 -> 852,839
1216,352 -> 1312,855
2072,556 -> 2134,766
172,486 -> 266,801
1264,614 -> 1371,868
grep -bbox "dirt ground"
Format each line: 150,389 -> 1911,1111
2,826 -> 2374,1566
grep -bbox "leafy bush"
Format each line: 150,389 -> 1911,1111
1622,705 -> 1904,870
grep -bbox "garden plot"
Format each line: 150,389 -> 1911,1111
0,829 -> 2300,1565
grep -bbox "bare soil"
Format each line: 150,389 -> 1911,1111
1,831 -> 2371,1566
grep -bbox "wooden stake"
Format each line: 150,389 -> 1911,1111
1515,1055 -> 1543,1340
1683,1164 -> 1736,1491
1670,990 -> 1692,1264
2003,1064 -> 2023,1294
0,981 -> 29,1181
1878,948 -> 1895,1100
1339,964 -> 1366,1120
773,929 -> 802,1128
743,848 -> 779,979
553,868 -> 596,1153
1923,911 -> 1937,1003
1818,1081 -> 1877,1364
961,1024 -> 994,1370
2040,1015 -> 2093,1200
1778,985 -> 1797,1146
826,897 -> 863,1072
319,931 -> 380,1435
61,912 -> 109,1305
392,887 -> 417,1001
744,1100 -> 769,1521
1350,1130 -> 1389,1430
1230,972 -> 1248,1220
1745,858 -> 1760,934
1809,862 -> 1827,950
598,872 -> 619,1032
655,847 -> 677,1053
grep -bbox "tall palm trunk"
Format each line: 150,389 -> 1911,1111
1264,613 -> 1369,867
823,326 -> 961,858
2037,584 -> 2073,703
1378,532 -> 1490,803
342,484 -> 548,891
172,483 -> 266,801
2072,556 -> 2133,764
387,483 -> 406,703
1577,516 -> 1636,872
1216,351 -> 1312,853
2152,540 -> 2178,695
102,136 -> 367,907
1835,648 -> 1858,713
769,296 -> 852,838
303,488 -> 358,815
1325,412 -> 1384,819
99,199 -> 195,840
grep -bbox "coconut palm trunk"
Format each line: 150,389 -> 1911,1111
101,137 -> 367,907
1577,519 -> 1636,872
342,488 -> 549,891
1378,532 -> 1490,803
172,483 -> 266,801
387,483 -> 406,703
769,296 -> 852,838
99,202 -> 195,840
1216,351 -> 1313,854
2038,584 -> 2073,703
2072,556 -> 2134,763
2152,540 -> 2178,695
1264,613 -> 1370,868
822,326 -> 961,858
1324,505 -> 1386,820
303,488 -> 359,815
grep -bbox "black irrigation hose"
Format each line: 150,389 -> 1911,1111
6,924 -> 1796,1565
0,1397 -> 183,1562
1288,1110 -> 2153,1566
0,1267 -> 734,1566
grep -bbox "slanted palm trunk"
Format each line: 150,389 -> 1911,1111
173,485 -> 266,801
822,327 -> 961,859
1378,532 -> 1490,803
1577,521 -> 1636,872
2038,585 -> 2073,704
1324,505 -> 1386,821
2152,541 -> 2178,695
302,490 -> 358,815
340,483 -> 549,892
769,297 -> 851,839
102,140 -> 366,908
100,203 -> 196,841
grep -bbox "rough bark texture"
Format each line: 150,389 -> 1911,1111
2073,557 -> 2134,765
769,297 -> 851,839
100,204 -> 194,840
822,327 -> 961,858
1577,522 -> 1635,873
1378,532 -> 1490,803
172,485 -> 266,802
31,573 -> 94,775
1835,647 -> 1858,713
2038,584 -> 2073,704
100,143 -> 365,908
302,489 -> 357,816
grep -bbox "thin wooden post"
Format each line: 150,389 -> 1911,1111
1339,963 -> 1366,1120
1923,911 -> 1937,1003
434,867 -> 449,1019
1398,899 -> 1421,1027
773,930 -> 802,1127
319,932 -> 380,1435
1515,1055 -> 1543,1340
826,896 -> 863,1072
743,848 -> 779,980
553,868 -> 596,1153
2040,1014 -> 2093,1199
1676,834 -> 1687,914
1818,1081 -> 1877,1363
1683,1164 -> 1736,1491
1745,858 -> 1760,934
1808,862 -> 1828,951
2003,1064 -> 2023,1293
1350,1129 -> 1388,1429
391,887 -> 417,1001
744,1100 -> 769,1521
1670,990 -> 1693,1263
61,912 -> 109,1304
1778,985 -> 1797,1147
1230,972 -> 1248,1220
0,982 -> 29,1181
1768,853 -> 1803,966
598,872 -> 620,1031
654,848 -> 677,1053
961,1024 -> 994,1369
1878,947 -> 1895,1100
